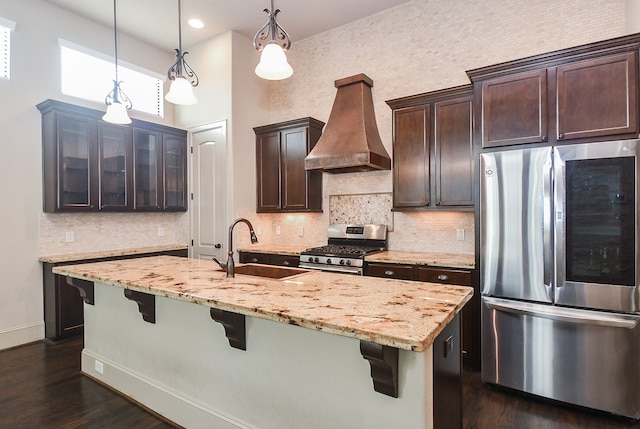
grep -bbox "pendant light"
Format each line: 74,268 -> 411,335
102,0 -> 132,125
165,0 -> 198,105
253,0 -> 293,81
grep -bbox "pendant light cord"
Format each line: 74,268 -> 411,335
112,0 -> 119,83
177,0 -> 182,52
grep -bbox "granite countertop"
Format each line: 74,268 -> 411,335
239,244 -> 475,269
39,245 -> 188,264
366,251 -> 475,270
53,255 -> 473,352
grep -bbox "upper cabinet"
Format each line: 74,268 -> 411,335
468,36 -> 640,148
386,85 -> 474,210
38,100 -> 187,213
254,118 -> 324,213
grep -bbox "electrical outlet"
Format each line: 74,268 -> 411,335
297,226 -> 304,237
158,226 -> 165,237
456,229 -> 465,241
95,360 -> 104,374
275,225 -> 281,235
65,231 -> 74,243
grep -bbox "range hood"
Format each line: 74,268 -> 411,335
304,73 -> 391,174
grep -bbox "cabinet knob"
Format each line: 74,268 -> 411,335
437,274 -> 449,281
558,133 -> 565,140
250,258 -> 258,263
384,270 -> 395,276
283,260 -> 290,266
541,135 -> 547,142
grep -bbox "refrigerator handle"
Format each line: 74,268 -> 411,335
542,151 -> 553,289
484,297 -> 639,329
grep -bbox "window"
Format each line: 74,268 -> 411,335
0,17 -> 15,80
60,40 -> 164,118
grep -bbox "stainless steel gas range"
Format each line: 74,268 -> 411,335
299,224 -> 387,275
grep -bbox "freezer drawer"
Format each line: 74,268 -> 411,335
482,297 -> 640,418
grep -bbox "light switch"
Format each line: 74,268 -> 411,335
297,226 -> 304,237
275,225 -> 281,235
65,231 -> 75,243
456,229 -> 465,241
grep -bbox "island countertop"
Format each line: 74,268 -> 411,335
53,255 -> 473,352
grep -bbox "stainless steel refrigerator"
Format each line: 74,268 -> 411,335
480,139 -> 640,418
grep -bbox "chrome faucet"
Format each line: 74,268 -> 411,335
213,218 -> 258,277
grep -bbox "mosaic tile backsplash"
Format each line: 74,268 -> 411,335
329,193 -> 393,229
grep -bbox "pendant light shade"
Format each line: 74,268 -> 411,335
103,0 -> 132,124
165,76 -> 197,105
102,100 -> 132,125
253,0 -> 293,81
255,43 -> 293,80
166,0 -> 198,105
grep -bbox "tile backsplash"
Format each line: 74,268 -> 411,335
39,212 -> 189,256
329,193 -> 393,229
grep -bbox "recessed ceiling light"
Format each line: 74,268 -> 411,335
188,18 -> 204,29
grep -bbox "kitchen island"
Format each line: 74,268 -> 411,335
54,256 -> 472,429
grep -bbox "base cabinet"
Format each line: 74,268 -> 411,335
42,249 -> 187,341
365,262 -> 477,367
238,251 -> 299,267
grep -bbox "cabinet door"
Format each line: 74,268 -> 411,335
256,131 -> 282,212
133,128 -> 162,210
269,254 -> 300,267
557,52 -> 638,141
416,267 -> 471,285
481,69 -> 548,147
393,106 -> 430,208
57,113 -> 98,210
98,122 -> 131,210
281,127 -> 309,211
163,132 -> 188,210
239,252 -> 270,264
434,97 -> 473,206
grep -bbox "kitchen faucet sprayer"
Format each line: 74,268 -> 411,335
213,218 -> 258,277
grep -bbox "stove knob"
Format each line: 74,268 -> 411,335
308,256 -> 314,263
327,259 -> 332,265
314,257 -> 320,263
339,259 -> 345,265
345,260 -> 352,266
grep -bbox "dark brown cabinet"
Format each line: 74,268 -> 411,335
471,48 -> 639,148
386,86 -> 474,210
42,248 -> 187,341
38,99 -> 187,212
254,118 -> 324,213
238,251 -> 299,267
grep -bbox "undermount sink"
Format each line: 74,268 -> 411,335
221,264 -> 309,279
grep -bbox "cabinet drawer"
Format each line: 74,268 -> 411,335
417,267 -> 471,286
269,254 -> 300,267
366,263 -> 414,280
239,252 -> 269,264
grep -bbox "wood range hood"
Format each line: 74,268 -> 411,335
304,73 -> 391,174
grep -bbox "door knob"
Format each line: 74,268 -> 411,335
214,243 -> 222,249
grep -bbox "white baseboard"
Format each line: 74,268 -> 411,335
81,350 -> 255,429
0,322 -> 44,351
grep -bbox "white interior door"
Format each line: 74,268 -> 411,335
190,121 -> 227,260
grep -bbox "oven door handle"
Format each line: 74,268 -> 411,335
484,297 -> 640,329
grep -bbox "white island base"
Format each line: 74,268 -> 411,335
80,281 -> 446,429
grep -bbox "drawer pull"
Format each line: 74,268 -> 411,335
384,270 -> 395,276
283,261 -> 290,266
437,274 -> 449,281
250,258 -> 258,263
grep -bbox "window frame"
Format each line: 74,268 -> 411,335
59,39 -> 165,118
0,17 -> 16,80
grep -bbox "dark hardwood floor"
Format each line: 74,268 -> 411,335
1,337 -> 639,429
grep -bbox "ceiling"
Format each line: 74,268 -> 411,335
44,0 -> 413,52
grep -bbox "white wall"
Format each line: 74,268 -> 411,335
0,0 -> 183,350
